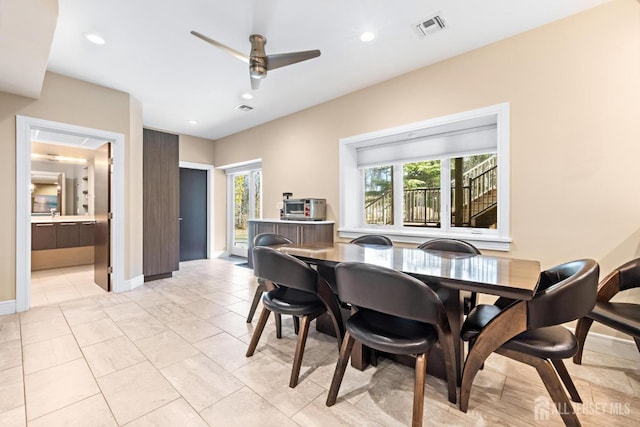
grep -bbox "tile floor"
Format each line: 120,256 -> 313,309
31,265 -> 106,307
1,257 -> 638,426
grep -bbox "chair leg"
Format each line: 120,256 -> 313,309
500,348 -> 581,427
326,331 -> 356,406
293,316 -> 300,334
246,308 -> 271,357
412,353 -> 427,427
573,317 -> 594,365
635,337 -> 640,354
551,359 -> 582,403
290,315 -> 312,388
369,347 -> 378,367
246,284 -> 265,323
536,358 -> 581,427
275,313 -> 282,339
460,301 -> 527,413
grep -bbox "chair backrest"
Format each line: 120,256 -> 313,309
527,259 -> 599,329
350,234 -> 393,246
252,246 -> 317,293
254,233 -> 293,247
614,257 -> 640,292
417,238 -> 480,254
335,262 -> 447,327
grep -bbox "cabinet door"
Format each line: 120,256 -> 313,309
56,222 -> 78,248
32,223 -> 56,250
78,222 -> 95,246
275,223 -> 300,243
299,223 -> 334,246
56,222 -> 79,248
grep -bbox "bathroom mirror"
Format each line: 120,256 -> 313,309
31,171 -> 65,215
31,142 -> 94,217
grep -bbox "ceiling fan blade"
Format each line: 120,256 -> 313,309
266,50 -> 321,71
191,31 -> 249,64
250,76 -> 261,90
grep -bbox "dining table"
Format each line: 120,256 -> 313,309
275,242 -> 541,383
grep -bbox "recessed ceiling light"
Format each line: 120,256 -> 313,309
84,33 -> 105,45
241,92 -> 253,100
360,32 -> 375,42
187,120 -> 198,125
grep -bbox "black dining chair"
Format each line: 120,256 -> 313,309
246,233 -> 294,338
350,234 -> 394,246
574,257 -> 640,364
326,262 -> 457,427
247,246 -> 344,388
459,259 -> 599,427
418,238 -> 481,315
317,234 -> 393,293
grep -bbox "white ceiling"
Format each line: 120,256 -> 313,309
46,0 -> 611,140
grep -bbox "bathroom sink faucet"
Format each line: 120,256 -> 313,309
50,208 -> 58,218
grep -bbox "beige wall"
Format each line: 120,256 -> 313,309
214,1 -> 640,336
179,134 -> 215,165
0,71 -> 143,301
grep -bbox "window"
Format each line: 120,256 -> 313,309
339,103 -> 510,251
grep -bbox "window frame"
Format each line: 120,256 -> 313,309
338,103 -> 511,251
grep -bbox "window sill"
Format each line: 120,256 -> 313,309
337,227 -> 511,252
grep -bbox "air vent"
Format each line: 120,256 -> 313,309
234,104 -> 254,112
415,14 -> 446,38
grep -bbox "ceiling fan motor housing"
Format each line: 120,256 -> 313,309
250,57 -> 267,79
250,35 -> 267,78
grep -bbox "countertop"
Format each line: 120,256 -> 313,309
248,218 -> 334,224
31,216 -> 96,224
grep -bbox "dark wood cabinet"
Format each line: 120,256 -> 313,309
247,220 -> 334,267
32,220 -> 96,250
78,222 -> 95,246
143,128 -> 180,281
32,223 -> 57,250
56,222 -> 79,248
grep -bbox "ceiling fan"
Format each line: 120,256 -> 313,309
191,31 -> 321,90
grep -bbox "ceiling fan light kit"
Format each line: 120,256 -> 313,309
191,31 -> 321,90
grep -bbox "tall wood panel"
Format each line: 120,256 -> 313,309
143,129 -> 180,280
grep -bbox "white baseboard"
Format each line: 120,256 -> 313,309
211,251 -> 226,258
568,327 -> 639,362
115,275 -> 144,293
0,299 -> 16,316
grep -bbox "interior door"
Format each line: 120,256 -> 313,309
180,168 -> 207,261
94,142 -> 111,291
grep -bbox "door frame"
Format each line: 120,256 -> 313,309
16,115 -> 126,312
225,166 -> 262,257
179,161 -> 214,259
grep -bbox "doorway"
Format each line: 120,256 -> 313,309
227,167 -> 262,257
29,140 -> 111,305
15,116 -> 126,313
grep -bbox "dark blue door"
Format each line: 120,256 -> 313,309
179,168 -> 207,261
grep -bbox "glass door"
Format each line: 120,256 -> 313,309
229,169 -> 261,257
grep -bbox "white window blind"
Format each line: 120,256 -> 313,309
356,125 -> 496,167
219,159 -> 262,175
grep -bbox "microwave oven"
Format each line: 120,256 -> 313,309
282,198 -> 326,221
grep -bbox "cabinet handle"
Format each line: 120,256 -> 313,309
59,223 -> 77,226
35,223 -> 54,227
81,222 -> 95,225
